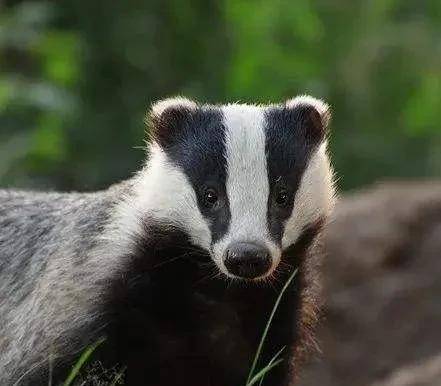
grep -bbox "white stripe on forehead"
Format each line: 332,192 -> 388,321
213,104 -> 280,270
222,105 -> 269,243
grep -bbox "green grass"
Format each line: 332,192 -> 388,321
63,337 -> 106,386
245,268 -> 298,386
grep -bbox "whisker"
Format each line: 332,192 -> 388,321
151,252 -> 190,269
193,268 -> 222,286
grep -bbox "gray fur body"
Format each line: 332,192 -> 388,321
0,185 -> 125,384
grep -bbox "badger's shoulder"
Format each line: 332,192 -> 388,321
0,186 -> 126,280
0,184 -> 130,383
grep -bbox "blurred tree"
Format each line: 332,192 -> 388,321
0,0 -> 229,189
0,0 -> 440,191
225,0 -> 441,190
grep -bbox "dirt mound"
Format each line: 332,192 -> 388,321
299,181 -> 441,386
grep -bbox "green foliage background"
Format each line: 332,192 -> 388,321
1,0 -> 440,191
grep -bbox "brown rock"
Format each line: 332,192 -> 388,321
299,181 -> 441,386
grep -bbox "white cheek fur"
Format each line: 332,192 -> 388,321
282,142 -> 336,249
110,145 -> 212,254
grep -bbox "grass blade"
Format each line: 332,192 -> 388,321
246,268 -> 298,384
63,337 -> 106,386
258,346 -> 286,386
247,358 -> 284,386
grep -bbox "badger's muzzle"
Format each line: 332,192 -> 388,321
223,242 -> 272,279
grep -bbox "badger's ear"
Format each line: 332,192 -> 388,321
285,95 -> 331,145
147,96 -> 197,148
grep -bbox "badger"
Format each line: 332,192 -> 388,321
0,96 -> 335,386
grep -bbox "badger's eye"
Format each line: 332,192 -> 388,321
275,188 -> 289,207
203,188 -> 218,208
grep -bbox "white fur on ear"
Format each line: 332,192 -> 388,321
151,96 -> 197,117
286,95 -> 331,128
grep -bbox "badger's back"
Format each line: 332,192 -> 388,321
0,187 -> 120,384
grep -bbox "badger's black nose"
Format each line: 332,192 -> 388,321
224,242 -> 272,279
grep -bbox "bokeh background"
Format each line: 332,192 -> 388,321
1,0 -> 440,192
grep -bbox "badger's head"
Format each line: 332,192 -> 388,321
131,96 -> 335,281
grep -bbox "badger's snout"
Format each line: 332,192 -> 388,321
224,242 -> 272,279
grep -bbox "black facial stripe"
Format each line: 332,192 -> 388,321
281,217 -> 325,263
160,107 -> 230,244
264,106 -> 323,245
